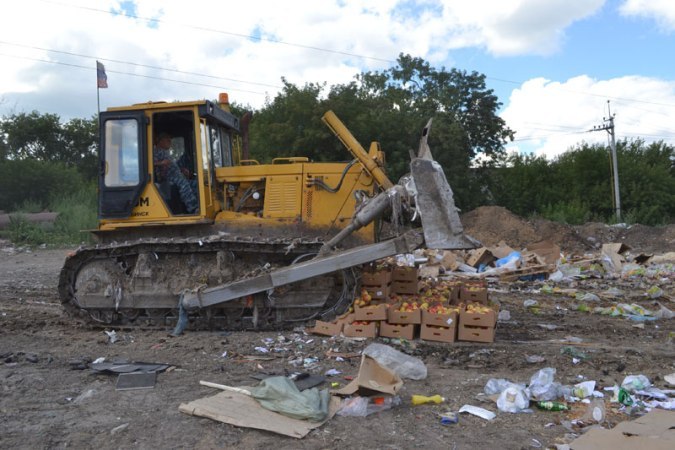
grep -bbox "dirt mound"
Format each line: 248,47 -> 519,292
461,206 -> 674,255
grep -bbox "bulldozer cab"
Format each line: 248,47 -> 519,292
98,100 -> 240,227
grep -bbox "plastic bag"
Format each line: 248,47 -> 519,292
484,379 -> 525,395
337,395 -> 400,417
496,385 -> 530,413
621,374 -> 651,392
363,343 -> 427,380
528,368 -> 561,401
250,376 -> 330,422
495,251 -> 521,269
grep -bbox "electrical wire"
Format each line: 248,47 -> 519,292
37,0 -> 395,63
0,52 -> 267,95
0,40 -> 282,89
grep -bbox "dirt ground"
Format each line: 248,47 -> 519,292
1,208 -> 673,450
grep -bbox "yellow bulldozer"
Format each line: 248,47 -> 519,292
59,93 -> 477,331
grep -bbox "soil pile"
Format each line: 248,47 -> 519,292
461,206 -> 675,255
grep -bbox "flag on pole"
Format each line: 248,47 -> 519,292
96,61 -> 108,88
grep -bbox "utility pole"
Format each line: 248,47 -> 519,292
590,101 -> 621,222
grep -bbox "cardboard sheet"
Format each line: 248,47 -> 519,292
179,390 -> 340,439
570,409 -> 675,450
333,354 -> 403,396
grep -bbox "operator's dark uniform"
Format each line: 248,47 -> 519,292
154,146 -> 198,214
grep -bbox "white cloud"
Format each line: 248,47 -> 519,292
620,0 -> 675,31
0,0 -> 612,118
501,75 -> 675,159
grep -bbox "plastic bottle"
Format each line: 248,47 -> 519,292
411,394 -> 445,405
535,401 -> 569,411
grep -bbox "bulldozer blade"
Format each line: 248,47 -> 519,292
410,119 -> 480,250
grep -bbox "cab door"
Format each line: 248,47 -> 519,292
98,111 -> 148,218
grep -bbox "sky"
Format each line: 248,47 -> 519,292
1,0 -> 674,159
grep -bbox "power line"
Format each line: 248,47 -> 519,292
0,52 -> 267,95
0,40 -> 283,89
37,0 -> 395,64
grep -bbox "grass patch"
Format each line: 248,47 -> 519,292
7,186 -> 97,246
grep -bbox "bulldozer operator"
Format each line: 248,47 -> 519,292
153,132 -> 199,214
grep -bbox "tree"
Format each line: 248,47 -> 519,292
0,111 -> 98,180
248,55 -> 514,210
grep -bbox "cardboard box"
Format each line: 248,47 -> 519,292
361,284 -> 390,300
458,306 -> 497,343
333,354 -> 402,396
527,240 -> 561,266
387,303 -> 422,324
421,309 -> 459,328
336,313 -> 355,327
343,321 -> 378,338
489,241 -> 516,259
379,322 -> 417,340
457,324 -> 495,343
460,286 -> 488,304
420,323 -> 457,343
391,280 -> 421,295
361,270 -> 392,286
392,266 -> 419,282
466,247 -> 495,268
354,303 -> 389,321
309,320 -> 343,336
459,307 -> 497,328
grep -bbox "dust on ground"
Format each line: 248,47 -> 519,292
1,209 -> 674,450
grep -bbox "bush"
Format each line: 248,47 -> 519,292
6,185 -> 97,246
0,159 -> 85,212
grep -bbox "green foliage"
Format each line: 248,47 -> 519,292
248,54 -> 514,211
7,214 -> 48,244
50,186 -> 97,243
492,139 -> 674,225
6,186 -> 96,245
0,159 -> 85,212
0,111 -> 98,180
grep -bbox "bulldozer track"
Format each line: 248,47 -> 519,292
59,234 -> 356,331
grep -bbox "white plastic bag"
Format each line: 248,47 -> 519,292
363,343 -> 427,380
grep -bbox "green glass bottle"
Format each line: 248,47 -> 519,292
535,401 -> 569,411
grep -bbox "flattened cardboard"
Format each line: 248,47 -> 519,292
179,390 -> 341,439
527,241 -> 561,265
334,354 -> 403,396
489,241 -> 516,259
569,408 -> 674,450
602,242 -> 631,271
